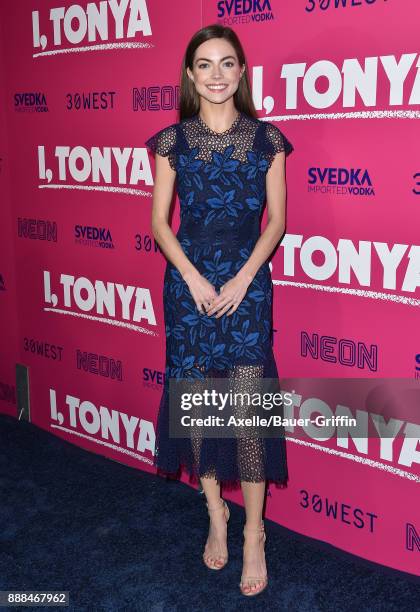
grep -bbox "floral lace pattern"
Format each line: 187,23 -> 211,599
145,112 -> 293,486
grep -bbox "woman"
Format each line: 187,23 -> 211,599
145,24 -> 293,596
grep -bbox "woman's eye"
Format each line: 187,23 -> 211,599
197,62 -> 235,69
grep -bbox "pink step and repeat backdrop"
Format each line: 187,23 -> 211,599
1,1 -> 419,577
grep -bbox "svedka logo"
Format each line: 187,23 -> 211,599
143,367 -> 165,391
217,0 -> 274,24
308,167 -> 374,197
49,387 -> 155,463
75,225 -> 115,250
37,144 -> 152,195
14,93 -> 48,113
43,271 -> 157,334
32,1 -> 151,56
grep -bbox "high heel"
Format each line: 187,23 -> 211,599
202,498 -> 230,570
239,521 -> 268,596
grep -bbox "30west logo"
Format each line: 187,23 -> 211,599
305,0 -> 388,13
66,91 -> 116,111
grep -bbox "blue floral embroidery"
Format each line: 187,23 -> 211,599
204,145 -> 242,187
205,185 -> 244,225
202,249 -> 233,286
198,331 -> 231,370
170,343 -> 206,379
240,150 -> 269,179
228,319 -> 265,360
177,147 -> 204,190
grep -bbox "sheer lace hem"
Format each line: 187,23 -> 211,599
153,359 -> 289,490
155,462 -> 289,490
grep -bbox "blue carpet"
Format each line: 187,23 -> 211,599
0,413 -> 418,611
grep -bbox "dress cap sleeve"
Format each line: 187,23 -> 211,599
264,122 -> 294,168
145,123 -> 177,170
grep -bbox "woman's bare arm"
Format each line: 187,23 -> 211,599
236,150 -> 287,283
151,153 -> 197,281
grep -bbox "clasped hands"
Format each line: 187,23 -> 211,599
183,269 -> 254,318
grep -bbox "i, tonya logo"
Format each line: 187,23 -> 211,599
49,387 -> 156,460
43,271 -> 157,333
32,0 -> 151,56
37,145 -> 153,195
278,53 -> 420,112
308,168 -> 375,196
272,234 -> 420,302
280,384 -> 420,479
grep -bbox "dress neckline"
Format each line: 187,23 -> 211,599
196,111 -> 242,136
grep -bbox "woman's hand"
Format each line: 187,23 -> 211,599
206,271 -> 254,318
183,269 -> 219,315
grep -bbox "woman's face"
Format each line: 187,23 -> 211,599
187,38 -> 245,105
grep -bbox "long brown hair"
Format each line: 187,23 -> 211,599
179,24 -> 258,121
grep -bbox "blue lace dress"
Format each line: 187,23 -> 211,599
145,111 -> 293,489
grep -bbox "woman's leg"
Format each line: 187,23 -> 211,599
240,480 -> 267,594
200,474 -> 221,507
242,480 -> 265,526
201,475 -> 229,568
